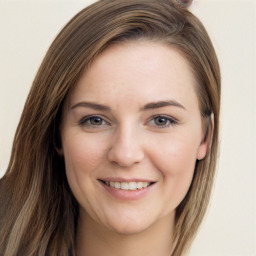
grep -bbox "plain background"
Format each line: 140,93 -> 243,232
0,0 -> 255,255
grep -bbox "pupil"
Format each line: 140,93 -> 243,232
155,117 -> 167,126
91,117 -> 102,125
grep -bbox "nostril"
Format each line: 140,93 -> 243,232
107,146 -> 144,167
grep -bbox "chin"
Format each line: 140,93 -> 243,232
108,222 -> 149,236
103,211 -> 157,236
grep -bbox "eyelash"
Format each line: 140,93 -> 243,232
79,115 -> 110,128
148,115 -> 178,128
78,115 -> 178,129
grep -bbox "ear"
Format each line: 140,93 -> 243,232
55,146 -> 63,156
197,113 -> 214,160
54,132 -> 63,155
53,121 -> 64,156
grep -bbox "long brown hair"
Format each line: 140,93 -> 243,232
0,1 -> 221,255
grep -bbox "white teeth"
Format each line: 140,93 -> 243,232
137,182 -> 143,189
106,181 -> 151,190
121,182 -> 129,190
114,182 -> 121,189
128,182 -> 137,190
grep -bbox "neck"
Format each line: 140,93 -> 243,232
76,212 -> 175,256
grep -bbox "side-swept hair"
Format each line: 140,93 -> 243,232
0,1 -> 220,255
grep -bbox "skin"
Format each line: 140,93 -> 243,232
60,41 -> 209,256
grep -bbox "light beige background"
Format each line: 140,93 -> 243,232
0,0 -> 255,255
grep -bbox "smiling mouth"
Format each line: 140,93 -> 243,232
99,180 -> 155,190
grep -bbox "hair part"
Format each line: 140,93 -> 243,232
0,1 -> 220,255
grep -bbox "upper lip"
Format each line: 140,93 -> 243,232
99,177 -> 156,183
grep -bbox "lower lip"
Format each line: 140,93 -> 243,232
100,182 -> 155,201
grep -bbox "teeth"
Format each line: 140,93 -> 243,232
106,181 -> 151,190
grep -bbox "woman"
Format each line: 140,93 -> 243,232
0,0 -> 221,255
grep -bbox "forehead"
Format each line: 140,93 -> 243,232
66,41 -> 198,111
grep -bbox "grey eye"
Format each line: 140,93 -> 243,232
80,116 -> 107,126
89,116 -> 103,125
149,115 -> 177,128
154,117 -> 169,126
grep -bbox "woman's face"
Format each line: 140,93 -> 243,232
60,41 -> 208,235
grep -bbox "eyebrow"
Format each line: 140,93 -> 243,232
71,102 -> 111,111
70,100 -> 186,111
141,100 -> 186,111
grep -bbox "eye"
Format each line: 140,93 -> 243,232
79,115 -> 109,127
149,115 -> 177,128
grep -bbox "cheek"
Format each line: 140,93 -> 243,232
152,134 -> 199,175
149,134 -> 199,209
63,134 -> 107,175
62,133 -> 109,207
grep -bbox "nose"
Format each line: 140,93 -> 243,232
107,125 -> 144,167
